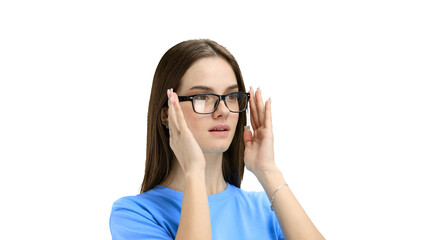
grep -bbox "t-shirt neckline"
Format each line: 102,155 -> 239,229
153,182 -> 235,203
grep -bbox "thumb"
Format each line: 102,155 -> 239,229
243,125 -> 253,148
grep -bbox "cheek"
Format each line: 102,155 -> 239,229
180,105 -> 203,132
230,114 -> 240,127
231,115 -> 240,134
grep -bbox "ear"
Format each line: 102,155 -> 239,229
160,107 -> 168,127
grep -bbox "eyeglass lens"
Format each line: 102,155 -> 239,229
193,93 -> 248,113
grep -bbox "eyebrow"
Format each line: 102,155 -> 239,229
188,84 -> 239,92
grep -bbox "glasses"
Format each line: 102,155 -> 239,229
178,92 -> 250,114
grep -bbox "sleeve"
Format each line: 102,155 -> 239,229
273,211 -> 285,240
109,197 -> 173,240
260,191 -> 285,240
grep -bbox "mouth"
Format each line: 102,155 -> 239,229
208,124 -> 230,136
208,124 -> 230,132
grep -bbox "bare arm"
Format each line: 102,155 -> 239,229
175,172 -> 211,240
244,87 -> 324,240
256,168 -> 324,240
167,89 -> 212,240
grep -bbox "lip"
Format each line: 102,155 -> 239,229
208,124 -> 230,137
208,124 -> 230,132
209,131 -> 229,136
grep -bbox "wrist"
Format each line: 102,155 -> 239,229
254,164 -> 280,182
255,167 -> 286,197
184,170 -> 206,182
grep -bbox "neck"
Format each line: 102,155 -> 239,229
161,152 -> 227,195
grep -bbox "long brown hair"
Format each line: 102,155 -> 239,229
140,39 -> 247,193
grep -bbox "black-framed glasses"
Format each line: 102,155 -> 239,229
178,92 -> 250,114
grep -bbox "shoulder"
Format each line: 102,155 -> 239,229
110,187 -> 179,239
111,190 -> 156,212
111,195 -> 145,214
111,186 -> 178,219
110,193 -> 158,227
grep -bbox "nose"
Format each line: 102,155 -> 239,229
212,99 -> 230,118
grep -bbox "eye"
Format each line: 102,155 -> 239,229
227,93 -> 238,101
194,95 -> 210,101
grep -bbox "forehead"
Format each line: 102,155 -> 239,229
178,57 -> 238,94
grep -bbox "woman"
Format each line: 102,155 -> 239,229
110,39 -> 324,240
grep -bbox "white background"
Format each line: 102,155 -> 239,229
1,1 -> 425,239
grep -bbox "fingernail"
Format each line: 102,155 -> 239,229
171,89 -> 175,103
250,86 -> 253,92
167,89 -> 170,97
244,125 -> 251,130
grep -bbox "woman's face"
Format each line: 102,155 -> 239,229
176,57 -> 240,154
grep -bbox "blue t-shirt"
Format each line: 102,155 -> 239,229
110,182 -> 284,240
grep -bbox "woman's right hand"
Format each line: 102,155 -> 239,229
167,88 -> 206,175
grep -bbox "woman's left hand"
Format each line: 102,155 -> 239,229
243,87 -> 277,176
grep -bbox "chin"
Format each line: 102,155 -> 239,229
202,143 -> 232,154
198,133 -> 235,154
204,148 -> 228,154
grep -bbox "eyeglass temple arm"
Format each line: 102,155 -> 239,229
177,96 -> 192,102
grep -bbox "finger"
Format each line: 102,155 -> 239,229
250,109 -> 257,132
168,89 -> 180,133
265,98 -> 272,129
249,86 -> 259,130
248,95 -> 257,130
171,91 -> 188,131
243,125 -> 253,148
255,87 -> 266,127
